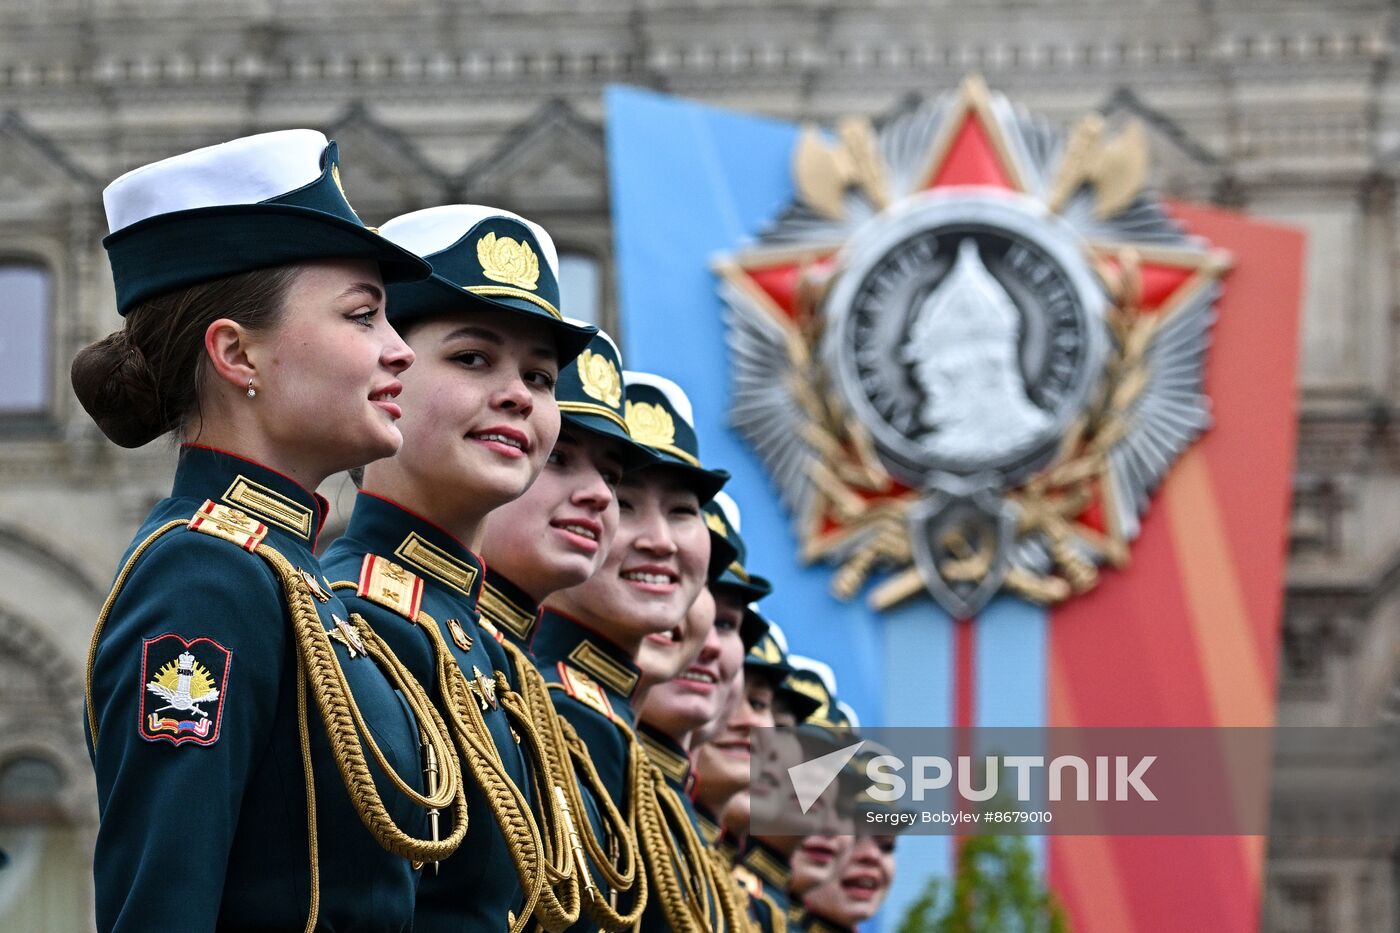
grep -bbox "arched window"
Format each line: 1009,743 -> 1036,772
0,755 -> 63,824
558,251 -> 601,326
0,262 -> 51,416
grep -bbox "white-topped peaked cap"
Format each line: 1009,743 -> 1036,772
380,204 -> 559,274
763,619 -> 789,654
711,491 -> 743,533
623,370 -> 696,427
573,321 -> 622,359
621,368 -> 729,502
103,130 -> 328,234
788,655 -> 838,696
376,203 -> 595,362
554,324 -> 655,469
100,129 -> 430,315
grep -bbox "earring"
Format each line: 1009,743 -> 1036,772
246,379 -> 257,399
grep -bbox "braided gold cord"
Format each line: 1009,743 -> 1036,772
556,705 -> 641,888
295,647 -> 320,933
633,746 -> 761,933
632,753 -> 712,933
259,544 -> 468,863
496,686 -> 578,897
708,848 -> 760,933
501,638 -> 643,896
553,717 -> 648,930
413,613 -> 583,933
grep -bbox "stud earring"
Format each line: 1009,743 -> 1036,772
246,379 -> 257,399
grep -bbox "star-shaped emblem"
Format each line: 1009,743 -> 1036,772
470,665 -> 498,711
716,76 -> 1230,614
329,613 -> 367,659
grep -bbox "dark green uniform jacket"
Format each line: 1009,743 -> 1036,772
532,608 -> 641,813
85,445 -> 426,933
792,913 -> 853,933
736,838 -> 800,933
322,491 -> 531,932
478,570 -> 618,933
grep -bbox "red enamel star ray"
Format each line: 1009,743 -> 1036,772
915,75 -> 1030,193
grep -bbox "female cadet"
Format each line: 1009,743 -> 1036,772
794,745 -> 900,933
796,805 -> 896,932
692,621 -> 818,845
634,492 -> 774,834
318,205 -> 602,933
540,373 -> 757,933
478,332 -> 709,933
74,130 -> 466,933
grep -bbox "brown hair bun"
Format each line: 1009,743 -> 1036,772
71,330 -> 172,448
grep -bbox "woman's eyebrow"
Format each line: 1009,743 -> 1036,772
339,282 -> 384,304
441,325 -> 502,345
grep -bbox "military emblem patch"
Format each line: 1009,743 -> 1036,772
477,231 -> 541,290
139,633 -> 231,746
328,613 -> 368,660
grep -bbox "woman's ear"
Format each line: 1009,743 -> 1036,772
204,318 -> 257,392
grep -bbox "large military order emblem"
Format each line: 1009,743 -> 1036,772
716,77 -> 1230,617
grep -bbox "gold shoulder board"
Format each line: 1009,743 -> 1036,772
478,616 -> 505,644
556,662 -> 616,723
188,500 -> 269,552
356,553 -> 424,621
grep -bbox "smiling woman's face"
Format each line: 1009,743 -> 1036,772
479,427 -> 624,603
363,310 -> 561,528
693,671 -> 776,828
251,258 -> 415,476
549,466 -> 710,655
801,833 -> 895,925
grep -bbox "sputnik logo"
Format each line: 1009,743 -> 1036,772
788,740 -> 865,814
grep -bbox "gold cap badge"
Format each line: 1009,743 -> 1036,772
477,231 -> 540,291
330,163 -> 363,222
578,349 -> 623,408
625,400 -> 676,448
705,511 -> 728,537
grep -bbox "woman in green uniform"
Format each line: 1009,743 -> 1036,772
539,373 -> 760,933
74,130 -> 465,933
320,205 -> 624,933
476,329 -> 665,932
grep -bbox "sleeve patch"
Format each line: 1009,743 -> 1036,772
139,633 -> 232,746
556,662 -> 616,723
356,553 -> 424,620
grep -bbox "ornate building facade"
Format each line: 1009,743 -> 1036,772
0,1 -> 1393,929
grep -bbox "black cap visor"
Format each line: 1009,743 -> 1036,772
560,409 -> 658,474
104,203 -> 432,315
388,271 -> 595,364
